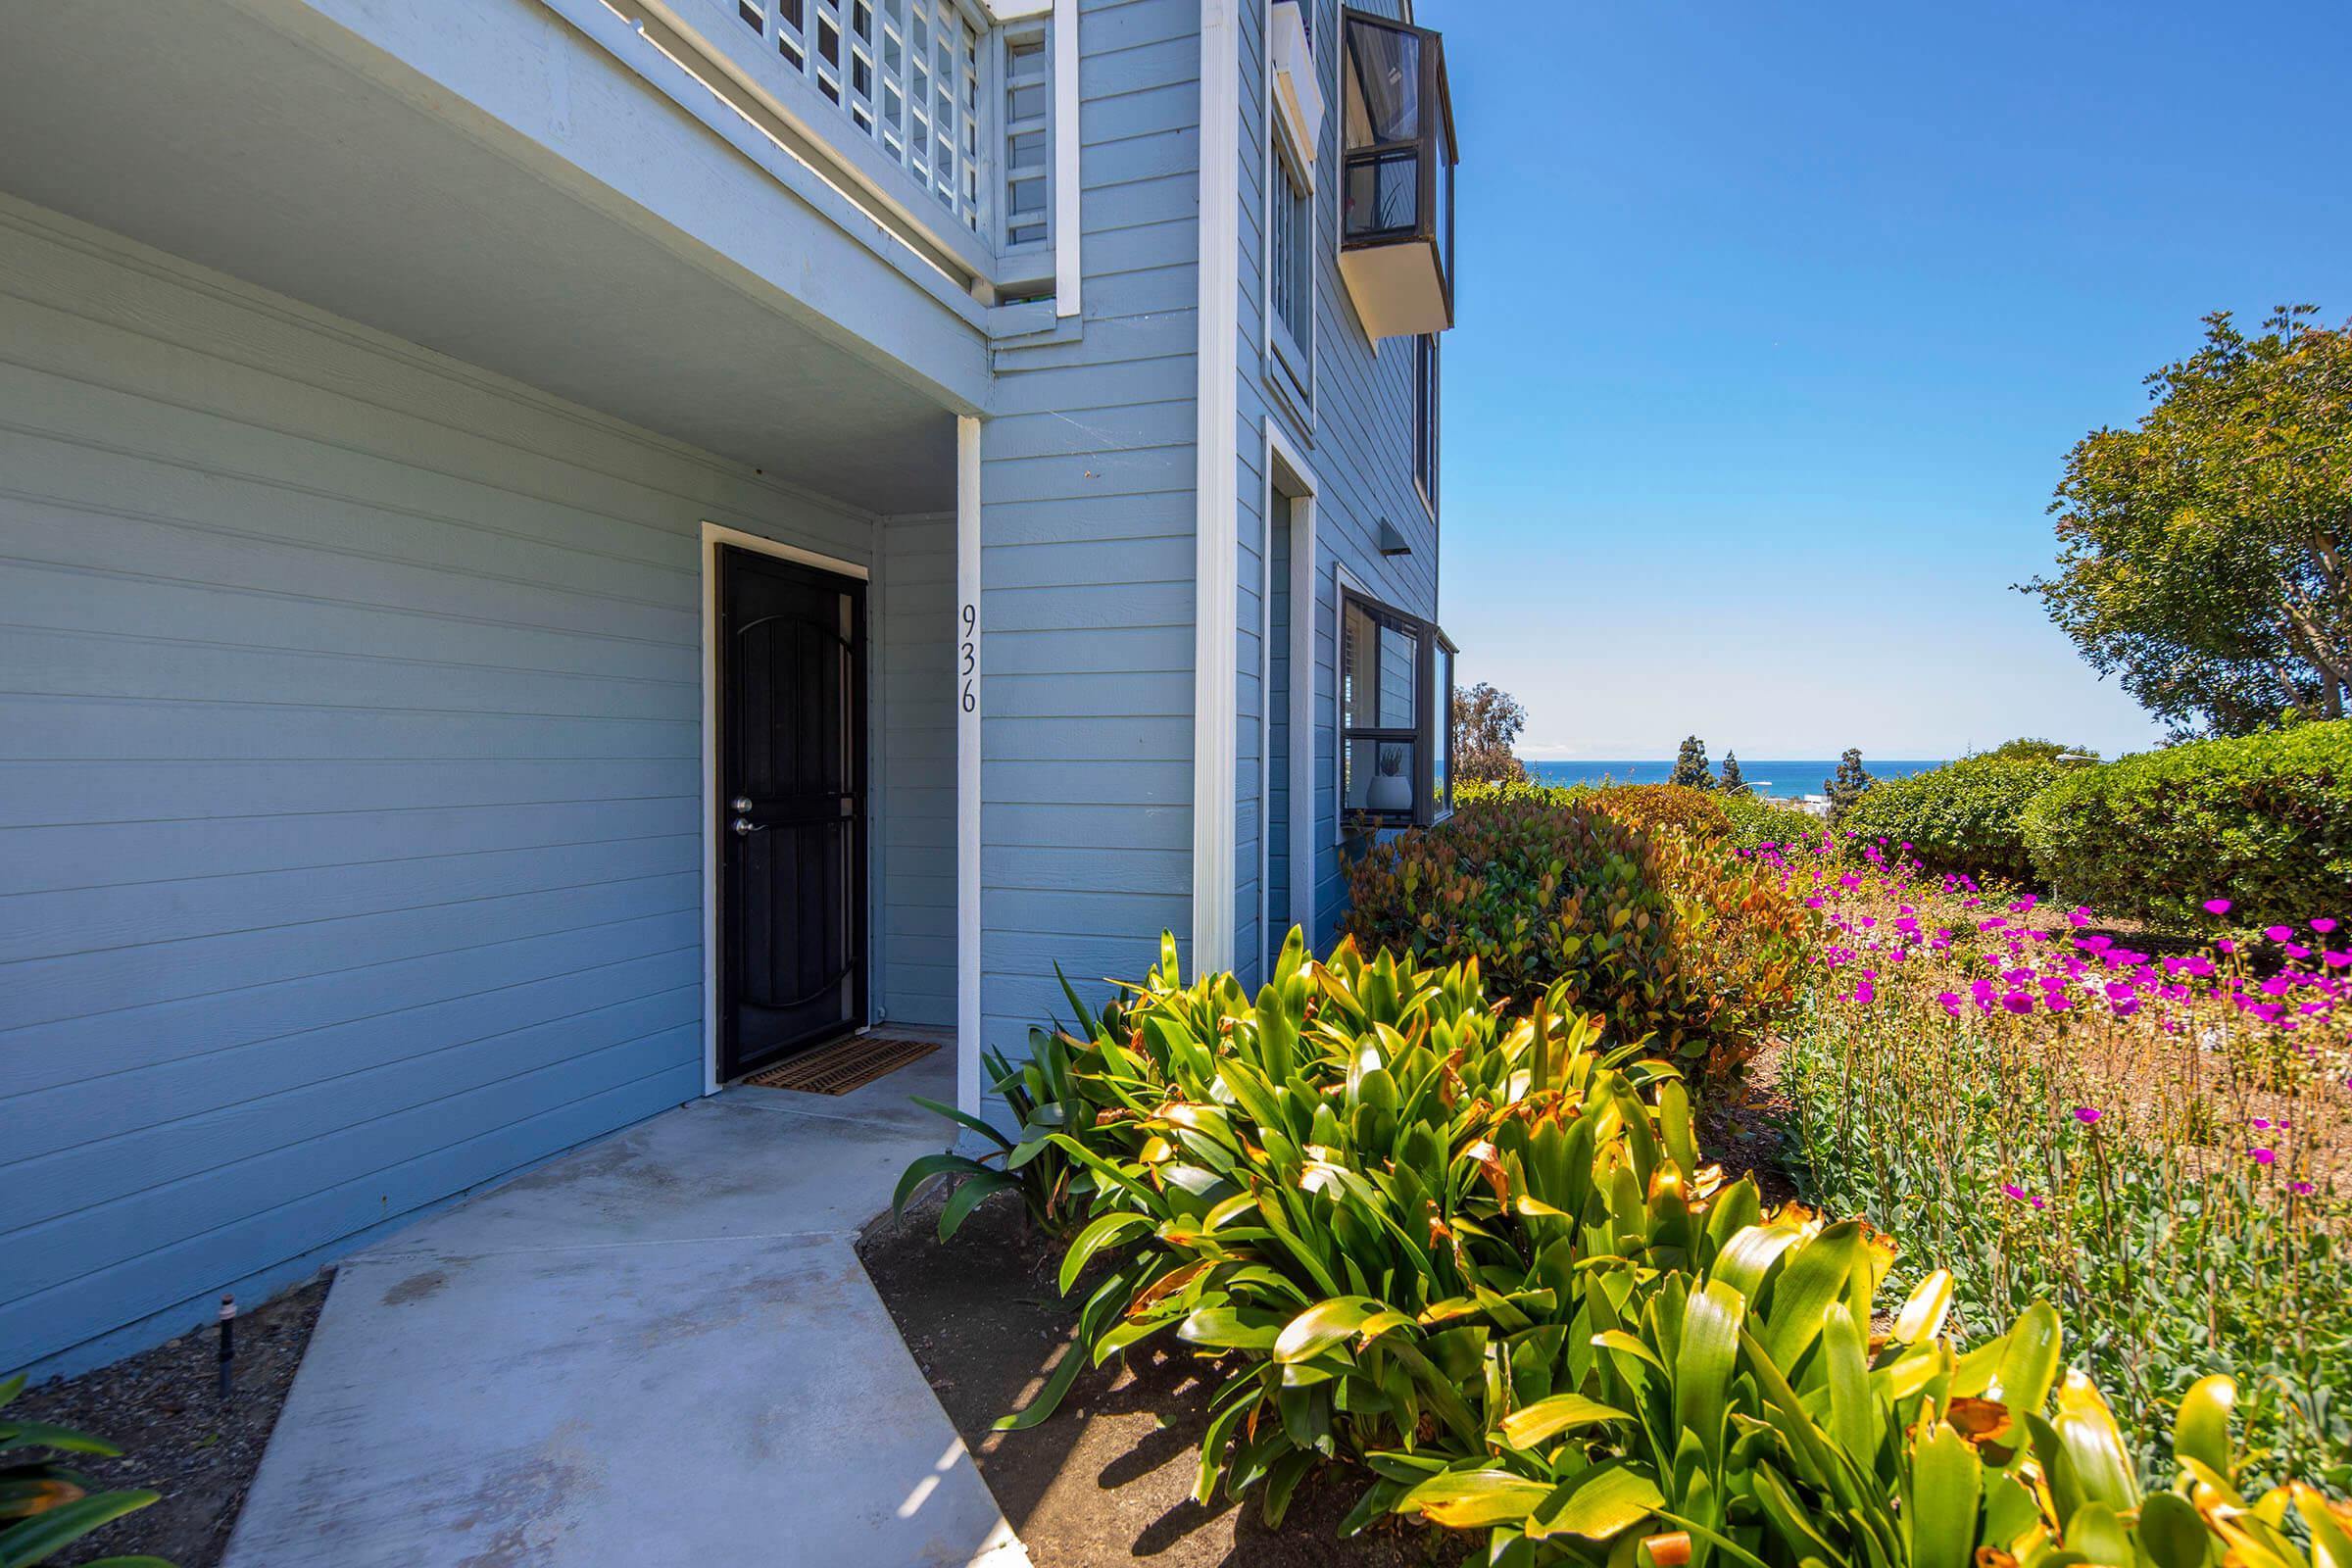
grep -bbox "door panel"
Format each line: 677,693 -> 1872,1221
717,545 -> 867,1077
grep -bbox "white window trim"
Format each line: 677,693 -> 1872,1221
1259,0 -> 1317,427
1053,0 -> 1081,315
698,522 -> 872,1098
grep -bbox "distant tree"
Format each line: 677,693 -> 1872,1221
1825,749 -> 1875,824
2023,306 -> 2352,738
1718,752 -> 1747,793
1670,735 -> 1715,791
1984,737 -> 2099,762
1451,682 -> 1532,785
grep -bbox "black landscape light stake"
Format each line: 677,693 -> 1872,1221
218,1294 -> 236,1400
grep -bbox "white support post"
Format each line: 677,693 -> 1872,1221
956,416 -> 984,1117
1190,0 -> 1241,975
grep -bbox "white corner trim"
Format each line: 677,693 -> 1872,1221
986,0 -> 1054,18
956,416 -> 984,1116
1263,419 -> 1320,952
699,522 -> 871,1096
1191,0 -> 1242,975
1053,0 -> 1082,317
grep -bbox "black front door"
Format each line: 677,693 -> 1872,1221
717,545 -> 868,1078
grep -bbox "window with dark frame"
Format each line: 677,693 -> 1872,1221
1412,333 -> 1439,509
1340,588 -> 1453,827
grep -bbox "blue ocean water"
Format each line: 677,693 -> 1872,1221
1525,759 -> 1948,798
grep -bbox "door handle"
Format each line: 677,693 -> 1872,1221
731,797 -> 754,812
732,816 -> 766,836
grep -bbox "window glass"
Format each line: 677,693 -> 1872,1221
1434,642 -> 1453,815
1377,618 -> 1417,728
1344,20 -> 1420,145
1344,150 -> 1419,240
1413,335 -> 1440,503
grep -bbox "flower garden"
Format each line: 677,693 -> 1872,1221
895,726 -> 2352,1564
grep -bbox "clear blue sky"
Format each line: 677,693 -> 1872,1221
1421,0 -> 2352,762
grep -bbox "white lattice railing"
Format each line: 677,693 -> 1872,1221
631,0 -> 1054,296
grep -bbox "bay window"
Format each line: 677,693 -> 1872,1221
1340,588 -> 1455,827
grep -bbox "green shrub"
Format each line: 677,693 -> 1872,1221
1717,791 -> 1826,853
0,1373 -> 166,1566
2022,720 -> 2352,929
1839,752 -> 2067,886
913,934 -> 2352,1568
1587,782 -> 1731,841
1453,776 -> 1585,810
1342,798 -> 1811,1085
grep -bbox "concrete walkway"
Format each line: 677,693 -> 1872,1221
224,1052 -> 1028,1568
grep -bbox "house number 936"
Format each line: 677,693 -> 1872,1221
958,603 -> 977,713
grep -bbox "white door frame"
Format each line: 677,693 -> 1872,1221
1263,419 -> 1319,963
699,521 -> 873,1096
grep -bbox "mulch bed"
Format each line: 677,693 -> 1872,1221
858,1195 -> 1470,1568
14,1275 -> 329,1568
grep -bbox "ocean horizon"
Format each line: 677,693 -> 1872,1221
1523,759 -> 1949,797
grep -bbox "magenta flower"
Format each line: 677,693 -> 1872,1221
2073,1106 -> 2101,1125
2315,918 -> 2339,934
1998,1182 -> 2046,1210
2204,899 -> 2232,915
2266,925 -> 2294,942
2251,1148 -> 2277,1166
2291,1181 -> 2316,1196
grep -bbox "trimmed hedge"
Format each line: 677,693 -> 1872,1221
1838,752 -> 2067,886
1342,798 -> 1811,1084
1586,782 -> 1732,841
2022,720 -> 2352,930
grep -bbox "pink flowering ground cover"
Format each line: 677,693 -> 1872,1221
1743,827 -> 2352,1487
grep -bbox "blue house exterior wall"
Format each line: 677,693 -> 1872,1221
2,0 -> 1454,1378
976,0 -> 1204,1059
0,200 -> 930,1375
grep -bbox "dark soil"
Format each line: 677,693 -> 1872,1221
14,1276 -> 329,1568
1703,1051 -> 1802,1209
858,1196 -> 1469,1568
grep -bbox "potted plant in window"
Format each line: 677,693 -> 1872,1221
1368,742 -> 1413,812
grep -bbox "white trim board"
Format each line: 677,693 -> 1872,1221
699,521 -> 871,1096
1190,0 -> 1243,975
955,416 -> 984,1116
1262,419 -> 1320,956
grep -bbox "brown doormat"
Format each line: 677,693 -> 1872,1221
739,1035 -> 940,1096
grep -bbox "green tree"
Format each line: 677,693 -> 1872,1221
2025,306 -> 2352,737
1718,752 -> 1746,793
1825,748 -> 1874,824
1670,735 -> 1714,790
1450,682 -> 1532,785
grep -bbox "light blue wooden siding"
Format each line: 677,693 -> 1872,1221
1238,0 -> 1441,949
0,203 -> 906,1376
975,0 -> 1202,1056
878,514 -> 956,1028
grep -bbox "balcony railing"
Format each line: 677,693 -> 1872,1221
620,0 -> 1056,300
